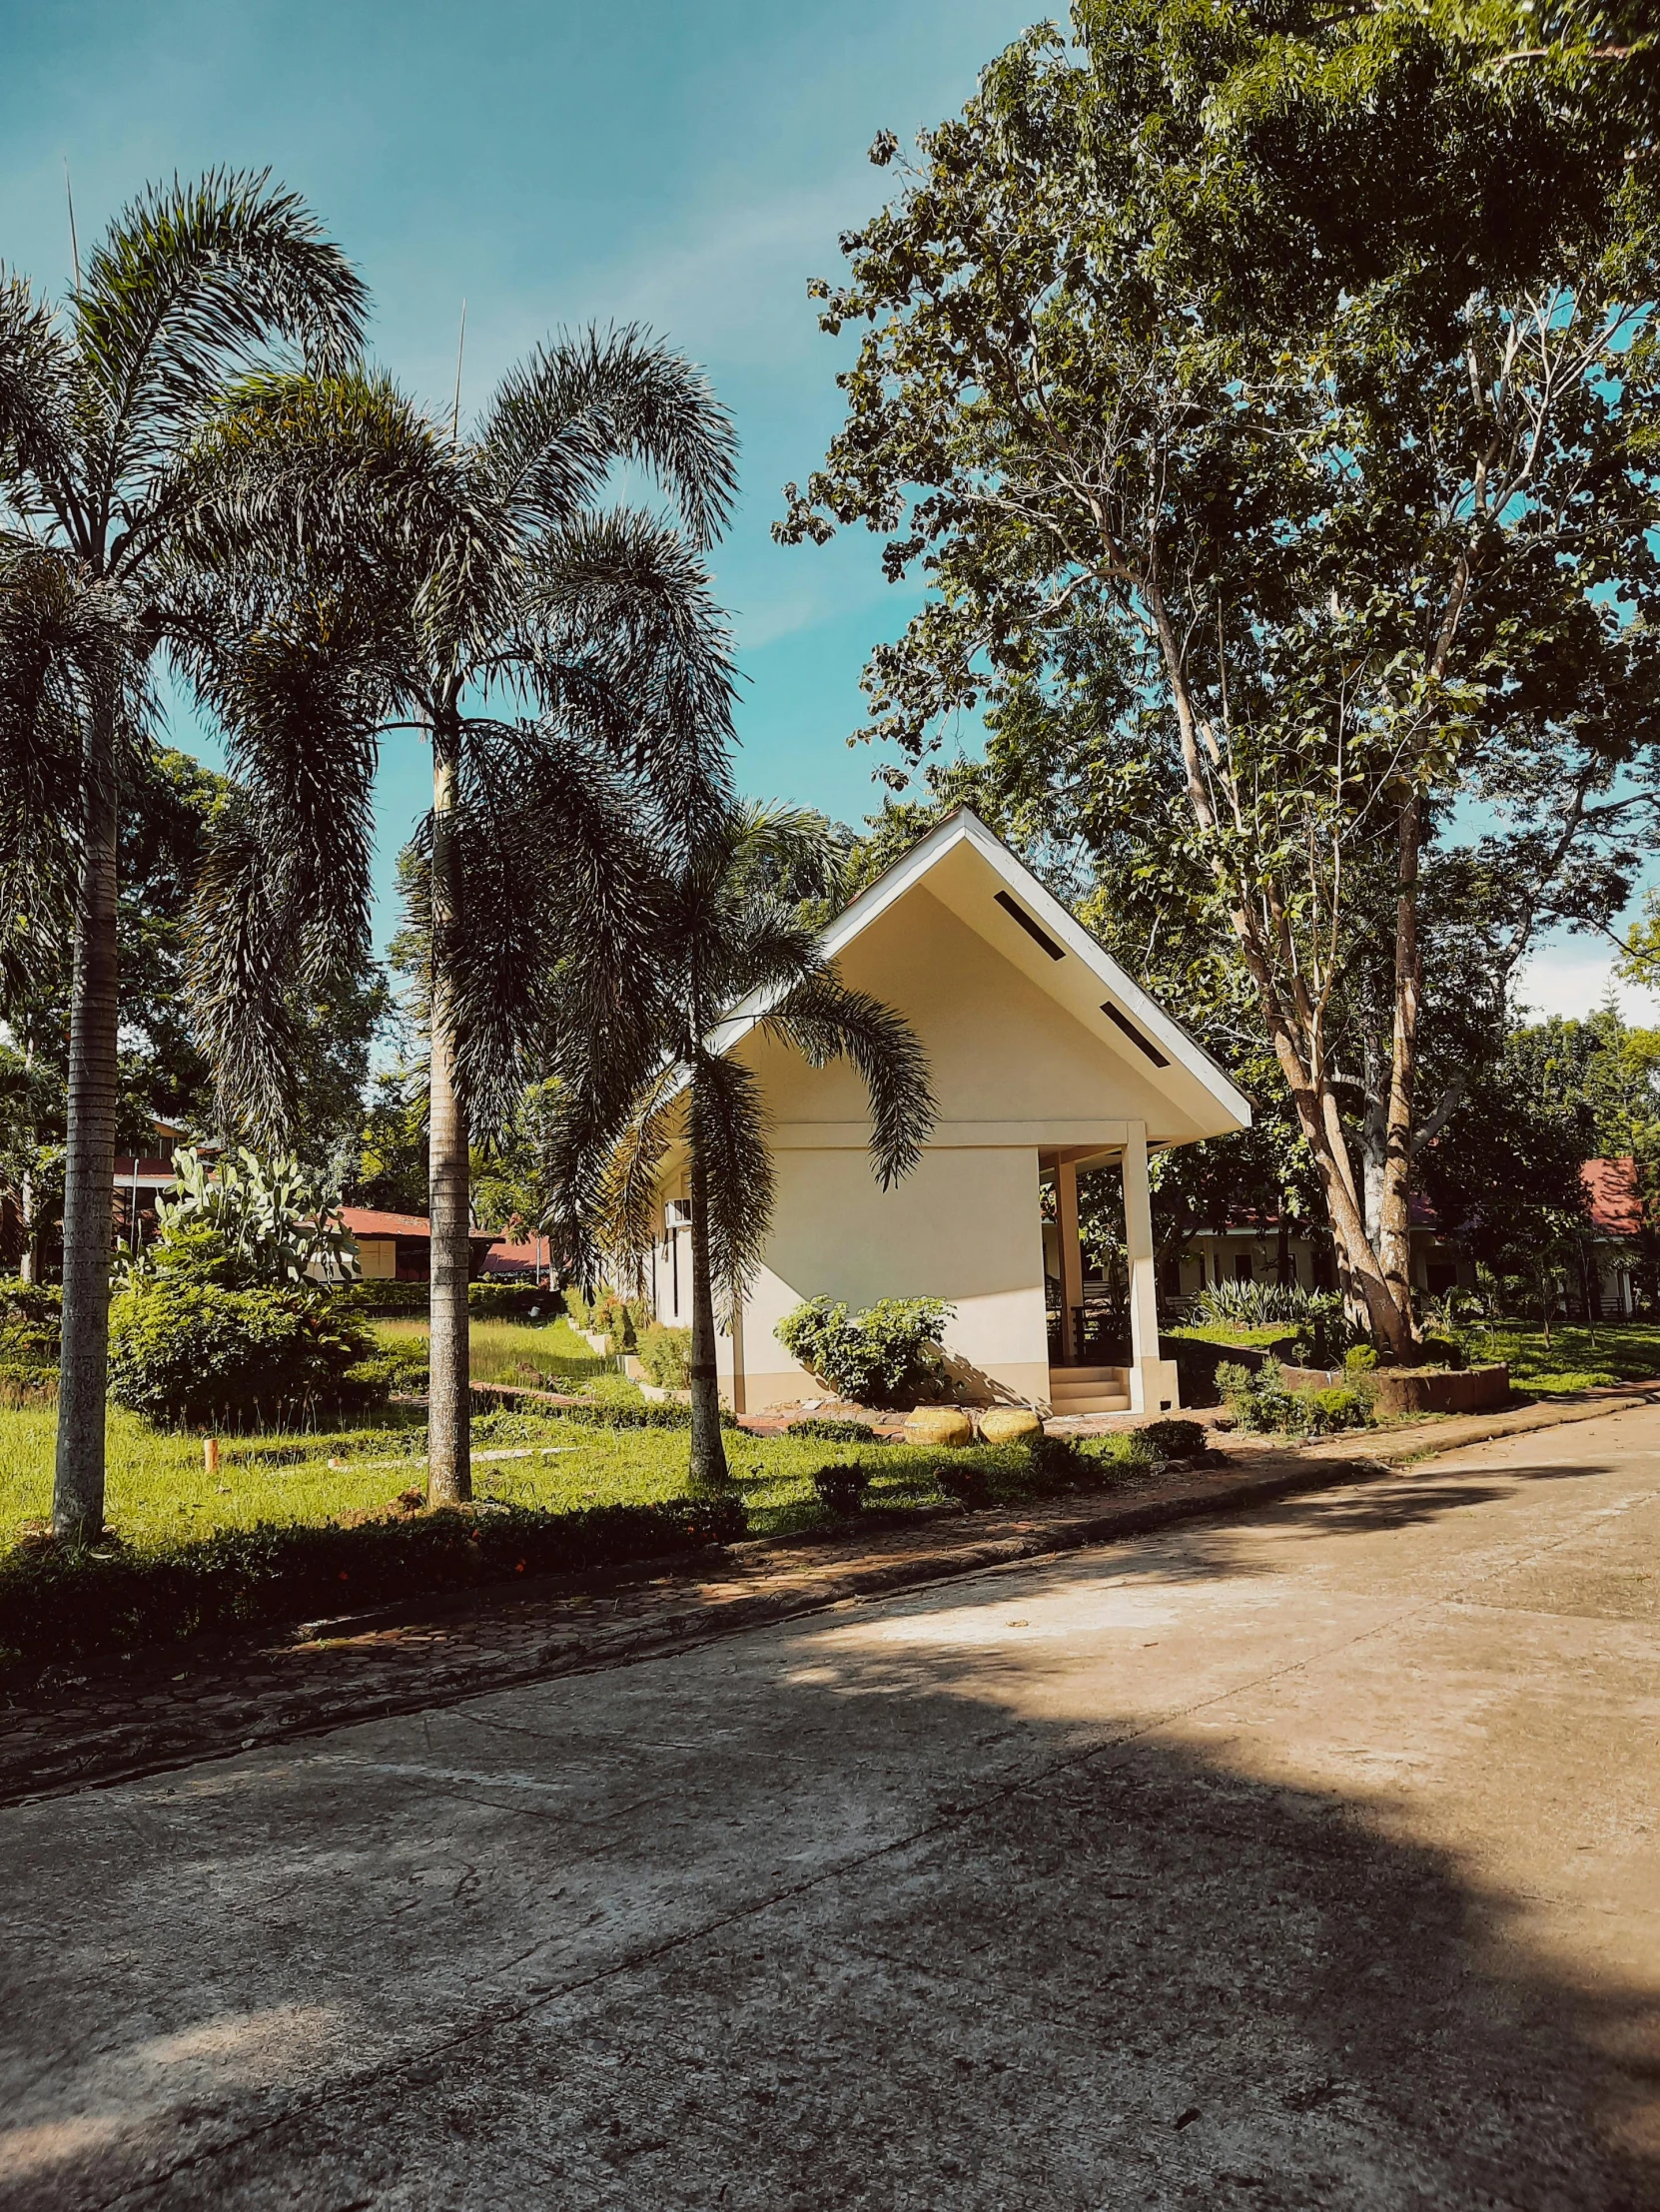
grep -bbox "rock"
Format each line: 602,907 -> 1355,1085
903,1406 -> 975,1449
976,1407 -> 1043,1445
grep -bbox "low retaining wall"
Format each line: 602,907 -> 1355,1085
1280,1361 -> 1509,1416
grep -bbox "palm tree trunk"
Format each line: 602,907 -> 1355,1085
426,719 -> 471,1507
686,1110 -> 729,1493
53,709 -> 119,1542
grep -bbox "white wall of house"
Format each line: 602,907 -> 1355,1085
646,859 -> 1243,1411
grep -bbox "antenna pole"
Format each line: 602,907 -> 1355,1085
64,159 -> 80,292
451,298 -> 466,444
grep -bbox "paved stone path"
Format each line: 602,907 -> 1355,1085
2,1403 -> 1657,2208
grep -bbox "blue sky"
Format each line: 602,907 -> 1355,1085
1,0 -> 1036,941
1,0 -> 1650,1020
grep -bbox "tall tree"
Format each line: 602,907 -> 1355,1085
180,336 -> 737,1504
778,2 -> 1659,1356
553,804 -> 937,1491
0,173 -> 365,1537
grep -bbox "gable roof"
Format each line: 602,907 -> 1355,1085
717,808 -> 1251,1140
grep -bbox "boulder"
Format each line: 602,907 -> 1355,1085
903,1405 -> 975,1449
977,1407 -> 1043,1445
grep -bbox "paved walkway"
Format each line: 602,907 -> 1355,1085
2,1406 -> 1657,2208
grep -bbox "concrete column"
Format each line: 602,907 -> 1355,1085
1121,1123 -> 1181,1414
1056,1158 -> 1084,1364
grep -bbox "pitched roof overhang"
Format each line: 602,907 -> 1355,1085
712,807 -> 1251,1143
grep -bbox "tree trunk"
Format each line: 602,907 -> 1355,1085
1376,788 -> 1422,1328
1275,1205 -> 1292,1288
52,710 -> 120,1542
1361,1030 -> 1387,1254
686,1103 -> 730,1493
426,718 -> 471,1508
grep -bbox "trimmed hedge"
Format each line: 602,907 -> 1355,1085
335,1281 -> 561,1320
0,1494 -> 748,1671
108,1282 -> 383,1429
536,1398 -> 741,1432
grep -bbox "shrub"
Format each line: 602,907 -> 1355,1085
1027,1431 -> 1091,1487
0,1494 -> 749,1672
934,1461 -> 991,1507
562,1287 -> 591,1329
1217,1360 -> 1303,1434
338,1280 -> 428,1316
468,1281 -> 557,1321
811,1463 -> 872,1516
1415,1334 -> 1466,1371
775,1294 -> 955,1408
0,1278 -> 61,1366
1140,1417 -> 1207,1460
108,1282 -> 386,1430
1287,1292 -> 1359,1370
1218,1360 -> 1373,1437
789,1416 -> 888,1444
1302,1383 -> 1372,1433
637,1323 -> 691,1389
0,1362 -> 57,1409
509,1398 -> 740,1432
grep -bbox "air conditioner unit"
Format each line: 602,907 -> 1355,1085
664,1198 -> 692,1230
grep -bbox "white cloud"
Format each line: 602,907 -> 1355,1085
1512,947 -> 1660,1024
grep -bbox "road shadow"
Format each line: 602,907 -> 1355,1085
4,1535 -> 1655,2212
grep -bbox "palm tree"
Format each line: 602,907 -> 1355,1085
178,335 -> 737,1505
0,174 -> 366,1539
553,804 -> 938,1491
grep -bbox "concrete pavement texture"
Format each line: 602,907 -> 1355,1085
2,1408 -> 1657,2210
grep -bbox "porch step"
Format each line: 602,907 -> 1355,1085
1048,1365 -> 1132,1417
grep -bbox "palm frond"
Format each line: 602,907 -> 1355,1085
72,170 -> 368,523
0,543 -> 143,1010
425,717 -> 665,1136
590,1065 -> 681,1285
516,508 -> 736,831
688,1051 -> 773,1313
761,969 -> 937,1186
476,325 -> 737,549
0,275 -> 80,529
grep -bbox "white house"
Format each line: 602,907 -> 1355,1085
642,810 -> 1252,1416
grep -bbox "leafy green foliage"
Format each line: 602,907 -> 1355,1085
637,1323 -> 691,1389
1140,1418 -> 1207,1460
139,1144 -> 359,1287
1192,1280 -> 1319,1330
776,1295 -> 955,1408
107,1282 -> 383,1430
781,1 -> 1660,1354
0,1278 -> 60,1365
810,1463 -> 871,1516
789,1416 -> 888,1444
0,1493 -> 747,1671
1218,1361 -> 1373,1437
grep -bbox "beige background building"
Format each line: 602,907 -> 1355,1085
644,811 -> 1251,1415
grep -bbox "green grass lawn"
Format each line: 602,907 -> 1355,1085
1172,1314 -> 1660,1398
1479,1320 -> 1660,1396
0,1396 -> 1111,1555
373,1313 -> 615,1390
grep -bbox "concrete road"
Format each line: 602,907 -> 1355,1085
3,1410 -> 1658,2212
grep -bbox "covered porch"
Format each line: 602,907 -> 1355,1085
1040,1127 -> 1179,1418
